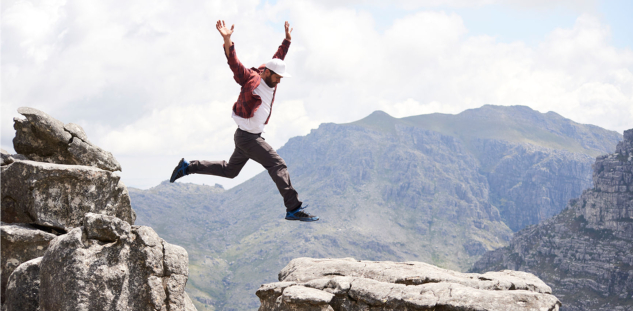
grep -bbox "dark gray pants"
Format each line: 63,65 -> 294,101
188,128 -> 301,211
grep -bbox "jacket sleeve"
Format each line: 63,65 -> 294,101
272,39 -> 291,60
224,43 -> 253,86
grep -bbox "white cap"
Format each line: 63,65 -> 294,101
265,58 -> 291,77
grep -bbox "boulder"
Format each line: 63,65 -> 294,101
13,107 -> 121,171
257,258 -> 561,311
3,257 -> 42,311
1,160 -> 135,230
84,212 -> 131,242
1,222 -> 56,303
0,149 -> 27,167
39,220 -> 191,311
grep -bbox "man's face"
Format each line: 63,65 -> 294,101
263,69 -> 282,88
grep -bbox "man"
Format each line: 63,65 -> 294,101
169,20 -> 318,222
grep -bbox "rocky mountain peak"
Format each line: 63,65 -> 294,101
472,128 -> 633,311
577,128 -> 633,239
616,128 -> 633,155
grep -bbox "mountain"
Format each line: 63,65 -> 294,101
353,105 -> 620,231
129,105 -> 621,310
471,129 -> 633,311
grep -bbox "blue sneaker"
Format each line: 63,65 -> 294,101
285,205 -> 319,222
170,158 -> 189,183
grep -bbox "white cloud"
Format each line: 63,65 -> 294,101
2,0 -> 631,189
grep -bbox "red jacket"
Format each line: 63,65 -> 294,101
224,39 -> 291,124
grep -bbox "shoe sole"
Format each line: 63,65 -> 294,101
285,217 -> 319,222
170,158 -> 185,183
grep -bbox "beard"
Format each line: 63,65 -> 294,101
263,73 -> 278,88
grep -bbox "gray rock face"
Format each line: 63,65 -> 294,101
13,107 -> 121,171
257,258 -> 561,311
0,222 -> 57,303
1,160 -> 135,230
1,107 -> 195,311
39,222 -> 190,311
474,139 -> 594,231
472,129 -> 633,311
3,257 -> 42,311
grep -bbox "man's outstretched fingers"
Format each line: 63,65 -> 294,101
285,21 -> 293,41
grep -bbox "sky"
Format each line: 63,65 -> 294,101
2,0 -> 632,190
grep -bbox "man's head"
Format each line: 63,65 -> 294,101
261,68 -> 282,88
262,58 -> 291,88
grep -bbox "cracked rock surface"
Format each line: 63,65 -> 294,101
13,107 -> 121,171
257,257 -> 561,311
1,160 -> 135,230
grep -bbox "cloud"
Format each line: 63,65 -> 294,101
2,0 -> 631,189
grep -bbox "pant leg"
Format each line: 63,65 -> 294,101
235,131 -> 302,211
188,130 -> 249,178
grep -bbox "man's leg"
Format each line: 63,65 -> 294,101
188,147 -> 249,179
235,132 -> 301,212
171,129 -> 248,182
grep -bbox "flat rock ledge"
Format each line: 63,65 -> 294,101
1,159 -> 135,230
256,258 -> 561,311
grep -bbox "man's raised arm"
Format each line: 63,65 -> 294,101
216,20 -> 252,86
272,21 -> 293,60
216,20 -> 234,57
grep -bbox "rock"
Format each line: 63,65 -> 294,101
1,107 -> 195,311
257,258 -> 561,311
258,283 -> 334,311
39,223 -> 190,311
0,149 -> 27,167
1,222 -> 56,303
84,212 -> 131,242
13,107 -> 121,171
1,149 -> 14,166
3,257 -> 42,311
1,160 -> 135,230
184,292 -> 198,311
472,128 -> 633,311
64,123 -> 90,143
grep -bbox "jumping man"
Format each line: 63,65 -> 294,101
169,20 -> 318,222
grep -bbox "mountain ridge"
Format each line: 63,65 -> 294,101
349,105 -> 619,157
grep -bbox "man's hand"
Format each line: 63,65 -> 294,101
216,20 -> 234,38
285,21 -> 293,41
217,20 -> 234,56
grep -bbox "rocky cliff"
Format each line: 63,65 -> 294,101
256,258 -> 561,311
1,108 -> 197,311
130,105 -> 621,310
471,129 -> 633,311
